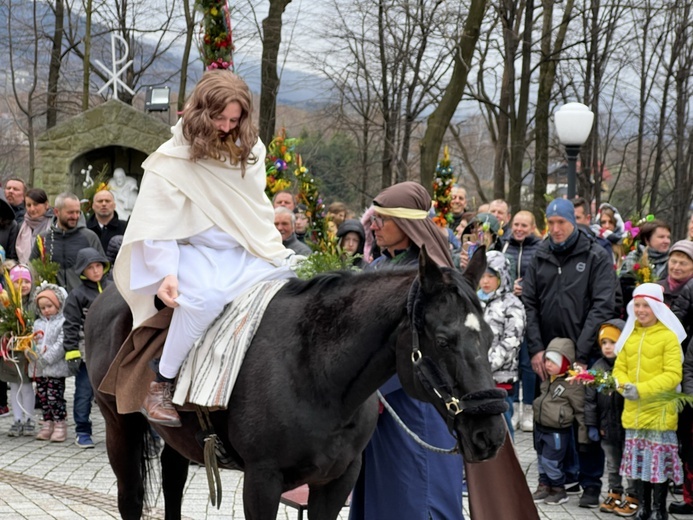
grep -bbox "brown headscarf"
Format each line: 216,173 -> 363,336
373,181 -> 454,268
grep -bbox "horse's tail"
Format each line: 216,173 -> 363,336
141,423 -> 159,513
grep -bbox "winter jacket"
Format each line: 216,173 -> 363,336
522,229 -> 617,364
584,355 -> 626,443
86,211 -> 128,252
592,203 -> 625,245
670,278 -> 693,350
613,321 -> 682,431
501,233 -> 542,282
29,217 -> 104,293
63,248 -> 111,356
29,284 -> 70,378
478,251 -> 526,384
620,245 -> 669,305
0,197 -> 18,260
337,219 -> 367,268
684,341 -> 693,395
532,337 -> 588,444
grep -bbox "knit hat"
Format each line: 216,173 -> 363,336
598,324 -> 621,344
35,288 -> 61,311
545,351 -> 570,374
9,265 -> 32,284
546,199 -> 576,227
670,240 -> 693,263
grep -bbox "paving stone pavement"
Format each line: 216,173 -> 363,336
0,383 -> 689,519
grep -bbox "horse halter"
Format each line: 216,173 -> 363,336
406,278 -> 508,434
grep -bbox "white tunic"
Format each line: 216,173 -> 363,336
130,226 -> 294,378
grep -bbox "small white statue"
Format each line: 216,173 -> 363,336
107,167 -> 139,220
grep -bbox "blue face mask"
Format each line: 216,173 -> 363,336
477,289 -> 491,301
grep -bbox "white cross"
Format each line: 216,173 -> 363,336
95,33 -> 136,100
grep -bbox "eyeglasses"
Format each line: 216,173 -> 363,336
370,214 -> 392,228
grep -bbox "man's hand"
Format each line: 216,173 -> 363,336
531,351 -> 548,381
65,350 -> 82,376
513,278 -> 523,297
157,275 -> 180,308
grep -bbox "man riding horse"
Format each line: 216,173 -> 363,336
113,70 -> 299,426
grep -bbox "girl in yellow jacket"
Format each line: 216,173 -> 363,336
613,283 -> 685,519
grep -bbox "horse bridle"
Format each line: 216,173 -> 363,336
406,278 -> 508,434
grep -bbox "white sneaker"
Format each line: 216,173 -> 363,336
521,404 -> 534,432
511,402 -> 521,430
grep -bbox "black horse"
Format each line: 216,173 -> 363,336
85,248 -> 507,519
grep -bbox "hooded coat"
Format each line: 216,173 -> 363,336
478,251 -> 526,384
336,219 -> 367,268
29,284 -> 70,378
612,320 -> 682,431
533,337 -> 588,444
592,203 -> 625,244
62,248 -> 111,356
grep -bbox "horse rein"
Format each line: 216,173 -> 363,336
406,278 -> 508,436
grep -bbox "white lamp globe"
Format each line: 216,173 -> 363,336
554,103 -> 594,146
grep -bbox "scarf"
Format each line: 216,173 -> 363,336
548,227 -> 579,253
15,214 -> 52,264
667,274 -> 693,295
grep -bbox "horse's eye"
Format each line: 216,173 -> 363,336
436,337 -> 450,350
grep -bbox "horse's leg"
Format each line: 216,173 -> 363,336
160,442 -> 189,520
307,457 -> 362,520
242,465 -> 283,520
100,403 -> 148,520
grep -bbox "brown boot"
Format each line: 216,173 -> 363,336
36,420 -> 54,441
141,381 -> 181,427
50,420 -> 67,442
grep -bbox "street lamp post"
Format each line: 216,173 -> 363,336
554,103 -> 594,199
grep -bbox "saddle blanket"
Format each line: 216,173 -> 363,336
172,279 -> 289,408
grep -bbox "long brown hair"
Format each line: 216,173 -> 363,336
182,70 -> 258,174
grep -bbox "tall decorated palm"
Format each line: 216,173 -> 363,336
196,0 -> 234,70
432,146 -> 454,227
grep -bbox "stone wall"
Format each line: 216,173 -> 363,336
35,99 -> 171,200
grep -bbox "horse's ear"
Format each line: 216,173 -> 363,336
418,244 -> 444,291
463,245 -> 487,290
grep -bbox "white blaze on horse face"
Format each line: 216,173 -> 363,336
464,313 -> 481,332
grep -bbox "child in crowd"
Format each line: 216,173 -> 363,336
584,319 -> 638,515
477,251 -> 526,438
532,338 -> 587,506
30,284 -> 70,442
5,264 -> 36,437
613,283 -> 685,519
63,247 -> 111,448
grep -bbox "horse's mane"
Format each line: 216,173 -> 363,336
282,268 -> 417,296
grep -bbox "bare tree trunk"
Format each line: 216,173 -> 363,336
82,0 -> 92,111
47,0 -> 64,128
532,0 -> 575,226
178,0 -> 196,113
508,0 -> 533,212
419,0 -> 488,191
259,0 -> 292,147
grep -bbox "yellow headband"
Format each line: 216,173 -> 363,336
374,207 -> 429,220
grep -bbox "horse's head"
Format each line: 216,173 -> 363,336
399,246 -> 507,462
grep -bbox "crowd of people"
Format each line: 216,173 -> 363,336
0,179 -> 133,449
4,69 -> 693,519
269,184 -> 693,518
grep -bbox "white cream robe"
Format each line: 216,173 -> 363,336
114,120 -> 295,378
